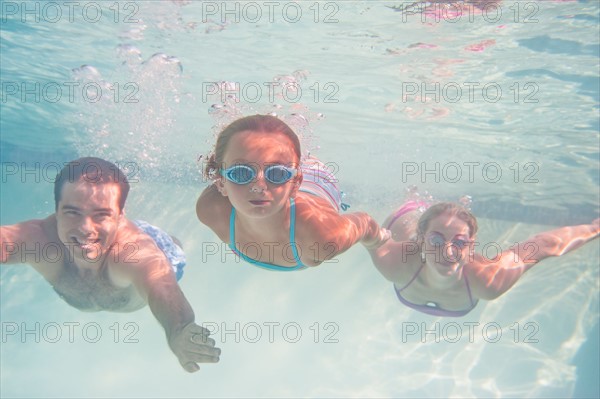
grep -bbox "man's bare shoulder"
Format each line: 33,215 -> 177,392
105,218 -> 181,299
1,216 -> 59,263
0,216 -> 71,283
108,219 -> 174,280
111,219 -> 158,261
3,216 -> 56,242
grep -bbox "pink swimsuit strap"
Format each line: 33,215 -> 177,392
386,200 -> 428,230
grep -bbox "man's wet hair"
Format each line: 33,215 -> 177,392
54,157 -> 130,211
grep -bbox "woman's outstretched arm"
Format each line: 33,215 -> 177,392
468,218 -> 599,300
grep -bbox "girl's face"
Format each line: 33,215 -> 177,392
421,211 -> 474,276
218,130 -> 301,219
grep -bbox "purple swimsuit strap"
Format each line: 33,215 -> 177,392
395,265 -> 477,317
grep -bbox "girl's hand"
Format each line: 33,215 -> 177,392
363,228 -> 392,250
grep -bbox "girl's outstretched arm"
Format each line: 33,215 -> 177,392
320,211 -> 390,262
297,196 -> 390,265
365,238 -> 417,282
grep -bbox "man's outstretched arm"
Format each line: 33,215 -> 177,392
126,241 -> 221,372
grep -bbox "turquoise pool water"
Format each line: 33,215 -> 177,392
1,1 -> 599,397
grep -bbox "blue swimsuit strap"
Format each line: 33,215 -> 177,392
229,197 -> 305,271
288,197 -> 302,263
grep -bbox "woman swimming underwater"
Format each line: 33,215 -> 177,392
367,201 -> 599,316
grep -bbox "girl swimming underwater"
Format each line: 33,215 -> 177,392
196,114 -> 390,271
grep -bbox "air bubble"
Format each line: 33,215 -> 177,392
143,53 -> 183,74
292,70 -> 310,81
72,65 -> 101,80
286,113 -> 309,130
120,25 -> 147,41
116,44 -> 142,63
458,195 -> 473,210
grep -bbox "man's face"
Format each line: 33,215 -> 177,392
56,180 -> 123,263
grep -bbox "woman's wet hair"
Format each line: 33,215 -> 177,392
417,202 -> 478,238
54,157 -> 130,211
204,114 -> 302,180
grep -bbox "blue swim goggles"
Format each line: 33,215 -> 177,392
426,232 -> 472,250
220,164 -> 298,185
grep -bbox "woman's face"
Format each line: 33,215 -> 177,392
218,130 -> 300,219
421,211 -> 474,276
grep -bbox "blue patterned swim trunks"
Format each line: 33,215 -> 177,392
133,220 -> 186,281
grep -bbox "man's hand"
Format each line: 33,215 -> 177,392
168,322 -> 221,373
